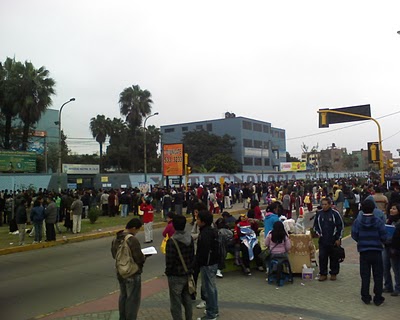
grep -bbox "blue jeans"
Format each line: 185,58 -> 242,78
167,276 -> 193,320
383,246 -> 393,291
390,255 -> 400,293
33,222 -> 43,242
200,264 -> 218,319
118,273 -> 141,320
121,204 -> 128,217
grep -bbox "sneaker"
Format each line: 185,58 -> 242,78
197,317 -> 217,320
32,241 -> 38,244
391,291 -> 399,297
196,301 -> 206,309
245,268 -> 252,276
257,266 -> 264,272
330,274 -> 337,281
204,310 -> 219,317
361,296 -> 371,305
216,269 -> 223,278
318,275 -> 328,281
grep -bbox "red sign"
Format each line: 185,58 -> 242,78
163,144 -> 184,176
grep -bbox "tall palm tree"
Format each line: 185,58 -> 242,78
18,61 -> 56,150
0,57 -> 24,149
107,118 -> 128,171
119,85 -> 153,171
90,115 -> 110,172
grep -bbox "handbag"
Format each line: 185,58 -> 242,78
160,234 -> 169,255
171,237 -> 196,294
258,247 -> 271,261
332,245 -> 345,263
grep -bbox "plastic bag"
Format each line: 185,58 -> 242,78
160,234 -> 169,254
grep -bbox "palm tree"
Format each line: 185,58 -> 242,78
90,115 -> 110,172
0,57 -> 24,149
119,85 -> 153,171
107,117 -> 128,171
18,61 -> 56,150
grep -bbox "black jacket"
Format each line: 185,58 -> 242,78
196,225 -> 219,267
165,231 -> 194,276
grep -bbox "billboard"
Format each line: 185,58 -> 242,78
62,164 -> 100,174
163,143 -> 184,176
280,162 -> 307,172
0,151 -> 37,173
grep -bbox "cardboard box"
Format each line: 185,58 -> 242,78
302,267 -> 314,280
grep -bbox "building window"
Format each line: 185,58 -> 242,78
254,158 -> 262,166
165,128 -> 175,133
253,123 -> 262,132
196,125 -> 203,130
264,158 -> 270,166
244,157 -> 253,165
254,140 -> 262,148
182,126 -> 188,132
279,131 -> 285,139
242,120 -> 252,130
263,125 -> 270,133
206,123 -> 212,132
243,139 -> 253,147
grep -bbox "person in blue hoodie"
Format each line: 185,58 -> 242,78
352,199 -> 387,306
357,195 -> 385,222
264,202 -> 280,238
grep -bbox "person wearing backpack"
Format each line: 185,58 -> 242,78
111,218 -> 146,320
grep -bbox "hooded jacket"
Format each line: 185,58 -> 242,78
165,230 -> 194,276
264,211 -> 279,238
357,196 -> 385,222
351,213 -> 387,252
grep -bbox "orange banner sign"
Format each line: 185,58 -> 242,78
163,144 -> 184,176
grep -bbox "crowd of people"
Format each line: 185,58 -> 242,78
2,176 -> 400,318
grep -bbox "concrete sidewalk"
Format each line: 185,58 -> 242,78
33,236 -> 400,319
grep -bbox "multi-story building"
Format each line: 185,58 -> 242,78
160,113 -> 286,173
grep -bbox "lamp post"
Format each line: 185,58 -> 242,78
58,98 -> 75,191
143,112 -> 159,183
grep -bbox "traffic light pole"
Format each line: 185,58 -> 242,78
317,109 -> 384,184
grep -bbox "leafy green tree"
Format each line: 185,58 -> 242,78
106,117 -> 129,171
182,130 -> 236,171
90,115 -> 110,173
0,57 -> 24,149
18,61 -> 55,150
286,151 -> 300,162
119,85 -> 153,172
205,154 -> 240,173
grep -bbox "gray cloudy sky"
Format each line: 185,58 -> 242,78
2,0 -> 400,159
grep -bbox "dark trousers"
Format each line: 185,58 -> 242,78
46,223 -> 56,241
118,274 -> 141,320
318,243 -> 340,276
240,243 -> 262,268
360,250 -> 384,303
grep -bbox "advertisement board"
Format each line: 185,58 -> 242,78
163,143 -> 184,176
280,162 -> 307,172
62,164 -> 100,174
0,151 -> 36,172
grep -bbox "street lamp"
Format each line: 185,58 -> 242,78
58,98 -> 75,191
143,112 -> 159,183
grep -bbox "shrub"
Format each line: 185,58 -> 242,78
88,207 -> 101,224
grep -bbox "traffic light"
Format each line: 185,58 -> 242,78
368,142 -> 380,163
318,109 -> 329,128
184,153 -> 188,165
186,166 -> 192,175
387,159 -> 394,169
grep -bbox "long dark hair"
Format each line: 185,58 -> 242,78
271,221 -> 287,244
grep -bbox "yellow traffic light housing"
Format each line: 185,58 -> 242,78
187,166 -> 192,175
388,159 -> 394,169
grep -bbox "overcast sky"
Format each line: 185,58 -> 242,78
2,0 -> 400,159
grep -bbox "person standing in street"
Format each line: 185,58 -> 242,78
165,214 -> 195,320
140,198 -> 154,243
196,210 -> 219,320
71,194 -> 83,234
111,218 -> 146,320
15,199 -> 27,245
351,199 -> 387,305
30,199 -> 45,243
45,196 -> 57,241
313,198 -> 344,281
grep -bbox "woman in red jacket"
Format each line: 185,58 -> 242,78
140,198 -> 154,243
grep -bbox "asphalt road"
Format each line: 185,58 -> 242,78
0,225 -> 168,320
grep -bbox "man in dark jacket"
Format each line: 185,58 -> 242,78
313,198 -> 344,281
352,199 -> 387,306
165,214 -> 194,320
111,218 -> 146,320
15,199 -> 27,245
196,210 -> 219,320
